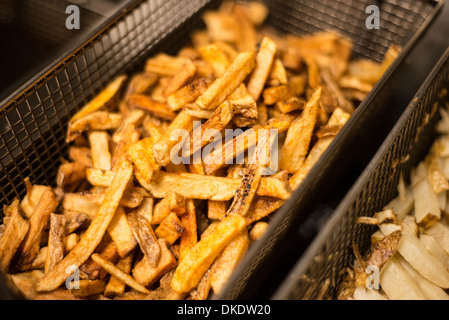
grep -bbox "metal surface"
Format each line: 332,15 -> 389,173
273,47 -> 449,301
0,0 -> 443,299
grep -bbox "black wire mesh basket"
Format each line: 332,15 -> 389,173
0,0 -> 443,299
273,47 -> 449,300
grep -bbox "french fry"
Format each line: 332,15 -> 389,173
45,214 -> 66,274
420,234 -> 449,271
195,52 -> 256,111
153,111 -> 196,166
187,268 -> 212,300
425,153 -> 449,194
69,146 -> 93,168
289,107 -> 350,190
167,78 -> 210,112
107,207 -> 137,258
127,212 -> 160,267
247,37 -> 277,101
62,193 -> 99,220
179,199 -> 198,262
132,238 -> 177,288
88,131 -> 112,170
124,72 -> 158,100
163,60 -> 197,97
127,138 -> 161,184
411,162 -> 441,228
203,115 -> 294,175
64,211 -> 89,234
128,94 -> 177,121
146,171 -> 290,201
152,191 -> 186,225
210,229 -> 250,295
136,197 -> 154,225
155,212 -> 185,245
70,279 -> 106,298
91,253 -> 149,294
16,189 -> 58,271
67,111 -> 123,143
20,178 -> 51,219
112,109 -> 146,144
36,160 -> 133,292
281,87 -> 321,173
249,221 -> 269,241
86,168 -> 115,187
380,255 -> 426,300
171,213 -> 247,293
143,269 -> 186,300
79,238 -> 120,280
71,75 -> 127,121
111,124 -> 141,171
391,226 -> 449,288
423,222 -> 449,256
56,162 -> 86,193
0,203 -> 30,272
103,251 -> 135,298
145,53 -> 189,77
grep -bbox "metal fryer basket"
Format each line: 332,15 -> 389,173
273,47 -> 449,300
0,0 -> 443,299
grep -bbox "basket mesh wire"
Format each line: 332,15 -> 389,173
0,0 -> 441,299
274,48 -> 449,300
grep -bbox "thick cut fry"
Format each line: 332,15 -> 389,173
127,212 -> 160,267
187,268 -> 212,300
70,75 -> 127,122
91,253 -> 149,294
289,107 -> 350,190
396,253 -> 449,300
143,269 -> 186,300
425,154 -> 449,194
111,124 -> 141,171
153,111 -> 196,166
136,197 -> 154,225
420,234 -> 449,271
69,146 -> 93,168
411,162 -> 441,228
263,85 -> 289,105
195,52 -> 256,110
17,189 -> 58,271
107,207 -> 137,258
70,280 -> 106,298
247,37 -> 277,101
104,252 -> 135,298
163,60 -> 197,97
86,168 -> 116,187
132,239 -> 177,288
45,214 -> 66,274
246,196 -> 284,225
249,221 -> 269,241
423,222 -> 449,256
203,116 -> 294,175
186,100 -> 234,159
167,78 -> 210,112
0,204 -> 29,272
63,193 -> 99,220
67,111 -> 123,143
128,94 -> 177,121
281,87 -> 321,173
208,200 -> 228,221
392,226 -> 449,288
171,213 -> 247,293
146,171 -> 289,201
179,199 -> 198,262
155,212 -> 185,245
152,191 -> 186,225
20,179 -> 51,219
36,161 -> 133,292
113,109 -> 146,144
124,72 -> 158,100
145,53 -> 189,76
210,230 -> 250,295
79,239 -> 120,280
127,137 -> 161,184
380,255 -> 426,300
88,131 -> 112,170
64,211 -> 89,234
56,162 -> 86,192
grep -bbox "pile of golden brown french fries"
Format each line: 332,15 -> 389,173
339,96 -> 449,300
0,1 -> 398,300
